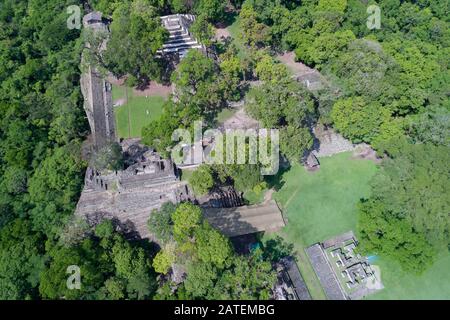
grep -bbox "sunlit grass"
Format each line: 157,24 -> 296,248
113,84 -> 165,139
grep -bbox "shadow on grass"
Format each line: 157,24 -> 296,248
216,10 -> 238,29
262,235 -> 296,263
265,163 -> 290,192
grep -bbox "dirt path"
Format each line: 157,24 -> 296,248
132,81 -> 172,98
277,51 -> 313,75
108,75 -> 172,98
222,107 -> 260,130
263,189 -> 275,204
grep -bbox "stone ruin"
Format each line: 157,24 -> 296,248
80,12 -> 116,150
199,186 -> 245,209
75,12 -> 286,241
274,256 -> 311,300
77,13 -> 193,239
306,231 -> 384,300
75,12 -> 205,240
84,146 -> 177,192
75,142 -> 192,239
158,14 -> 203,58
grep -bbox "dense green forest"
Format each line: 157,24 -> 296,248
138,0 -> 449,274
141,0 -> 449,274
0,0 -> 278,299
0,0 -> 448,300
243,0 -> 446,274
0,0 -> 88,299
227,0 -> 449,273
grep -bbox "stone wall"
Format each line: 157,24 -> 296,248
80,12 -> 116,150
76,141 -> 192,239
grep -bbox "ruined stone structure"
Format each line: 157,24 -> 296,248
274,256 -> 311,300
80,12 -> 116,150
306,231 -> 384,300
158,14 -> 203,58
75,143 -> 191,238
75,12 -> 285,241
200,186 -> 245,208
203,200 -> 285,237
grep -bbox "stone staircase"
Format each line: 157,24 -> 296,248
202,187 -> 244,208
75,178 -> 190,240
158,14 -> 203,58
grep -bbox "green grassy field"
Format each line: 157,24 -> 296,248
180,168 -> 195,182
112,84 -> 165,139
367,253 -> 450,300
270,152 -> 378,299
112,84 -> 126,101
274,152 -> 377,246
271,152 -> 450,299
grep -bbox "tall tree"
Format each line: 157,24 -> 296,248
147,202 -> 176,244
104,0 -> 169,85
0,219 -> 45,300
189,165 -> 215,196
358,142 -> 450,273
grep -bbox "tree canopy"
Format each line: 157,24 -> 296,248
104,0 -> 169,85
151,202 -> 277,299
358,142 -> 450,273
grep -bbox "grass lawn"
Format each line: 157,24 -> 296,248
112,84 -> 126,101
367,253 -> 450,300
112,84 -> 165,139
269,152 -> 378,299
274,152 -> 377,246
180,168 -> 195,182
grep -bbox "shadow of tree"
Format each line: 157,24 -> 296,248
84,211 -> 161,256
265,164 -> 289,191
202,205 -> 259,238
262,235 -> 295,263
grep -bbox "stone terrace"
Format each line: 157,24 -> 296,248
75,143 -> 192,239
158,14 -> 203,58
80,12 -> 116,150
76,181 -> 189,238
203,200 -> 285,237
306,244 -> 347,300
